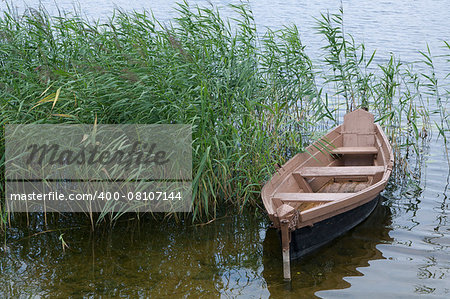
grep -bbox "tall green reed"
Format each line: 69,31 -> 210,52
0,1 -> 447,224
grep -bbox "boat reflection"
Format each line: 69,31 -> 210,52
262,198 -> 393,297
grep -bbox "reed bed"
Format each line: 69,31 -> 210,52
0,2 -> 448,225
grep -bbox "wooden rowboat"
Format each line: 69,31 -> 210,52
261,109 -> 394,280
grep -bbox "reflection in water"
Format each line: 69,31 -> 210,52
0,214 -> 270,298
262,200 -> 393,297
1,183 -> 449,298
0,203 -> 394,298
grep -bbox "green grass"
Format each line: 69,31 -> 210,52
0,2 -> 448,224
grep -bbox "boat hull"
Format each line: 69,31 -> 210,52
285,195 -> 380,260
261,109 -> 394,279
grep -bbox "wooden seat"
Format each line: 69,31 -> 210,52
331,146 -> 378,155
296,166 -> 385,177
272,192 -> 354,202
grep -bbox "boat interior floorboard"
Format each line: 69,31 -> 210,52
318,180 -> 370,193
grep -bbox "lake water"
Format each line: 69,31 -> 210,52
1,0 -> 449,298
3,0 -> 450,64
